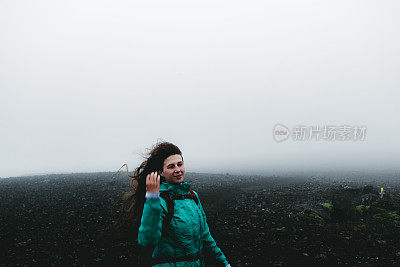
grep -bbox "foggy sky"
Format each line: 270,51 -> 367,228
1,0 -> 399,178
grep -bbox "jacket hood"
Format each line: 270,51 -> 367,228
159,181 -> 191,196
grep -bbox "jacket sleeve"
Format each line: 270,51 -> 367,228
138,196 -> 165,246
195,191 -> 229,266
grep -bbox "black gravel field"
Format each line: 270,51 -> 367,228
1,172 -> 400,266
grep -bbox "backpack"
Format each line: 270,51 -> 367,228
137,189 -> 200,266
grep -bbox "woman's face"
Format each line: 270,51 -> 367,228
160,154 -> 185,184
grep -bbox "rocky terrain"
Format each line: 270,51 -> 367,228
1,172 -> 400,266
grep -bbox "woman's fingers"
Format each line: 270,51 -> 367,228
146,173 -> 153,186
146,173 -> 153,188
151,171 -> 157,184
146,171 -> 160,193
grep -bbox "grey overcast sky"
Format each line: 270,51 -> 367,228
1,0 -> 399,178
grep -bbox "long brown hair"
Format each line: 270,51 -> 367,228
113,141 -> 183,232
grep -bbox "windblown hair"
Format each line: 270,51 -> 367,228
113,141 -> 183,232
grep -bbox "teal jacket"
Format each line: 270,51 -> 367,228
138,181 -> 229,267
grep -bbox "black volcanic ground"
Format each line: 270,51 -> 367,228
1,172 -> 400,266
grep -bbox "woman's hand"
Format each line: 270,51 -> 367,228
146,171 -> 160,193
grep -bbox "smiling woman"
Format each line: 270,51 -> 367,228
117,141 -> 230,267
161,154 -> 185,184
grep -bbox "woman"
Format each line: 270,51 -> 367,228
120,141 -> 231,267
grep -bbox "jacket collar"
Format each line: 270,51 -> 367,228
159,181 -> 191,196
